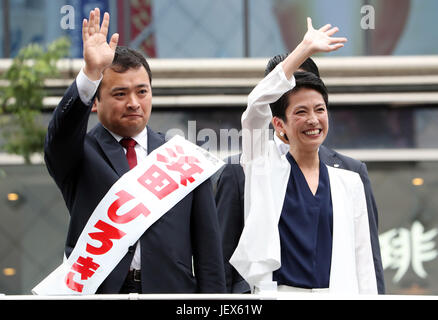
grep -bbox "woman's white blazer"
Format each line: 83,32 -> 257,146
230,64 -> 377,294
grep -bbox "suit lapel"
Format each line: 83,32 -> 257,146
93,124 -> 130,177
319,145 -> 343,169
93,124 -> 165,177
147,126 -> 165,153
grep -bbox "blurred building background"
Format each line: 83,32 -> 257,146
1,0 -> 438,295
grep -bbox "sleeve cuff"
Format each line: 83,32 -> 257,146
277,63 -> 296,87
76,68 -> 103,105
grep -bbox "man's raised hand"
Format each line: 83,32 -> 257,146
82,8 -> 119,80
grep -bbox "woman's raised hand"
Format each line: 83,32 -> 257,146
302,17 -> 347,55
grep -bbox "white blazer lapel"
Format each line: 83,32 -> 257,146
327,165 -> 359,293
327,166 -> 377,294
231,142 -> 290,289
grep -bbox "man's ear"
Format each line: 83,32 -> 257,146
91,98 -> 98,113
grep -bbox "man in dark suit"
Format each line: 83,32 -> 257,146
215,55 -> 385,294
44,8 -> 225,294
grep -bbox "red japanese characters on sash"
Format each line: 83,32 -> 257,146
32,135 -> 223,295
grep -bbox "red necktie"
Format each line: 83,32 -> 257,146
120,138 -> 137,169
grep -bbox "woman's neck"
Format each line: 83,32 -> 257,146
290,145 -> 320,196
289,145 -> 320,171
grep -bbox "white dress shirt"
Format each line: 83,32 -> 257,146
273,134 -> 289,156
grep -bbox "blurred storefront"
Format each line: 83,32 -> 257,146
1,0 -> 438,59
0,0 -> 438,295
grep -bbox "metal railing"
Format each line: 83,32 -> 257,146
1,55 -> 438,108
0,56 -> 437,164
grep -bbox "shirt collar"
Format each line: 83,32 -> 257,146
106,126 -> 148,152
273,134 -> 289,156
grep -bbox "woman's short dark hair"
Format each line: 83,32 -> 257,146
96,46 -> 152,100
270,71 -> 328,121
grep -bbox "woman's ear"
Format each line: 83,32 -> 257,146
272,116 -> 289,142
272,116 -> 285,136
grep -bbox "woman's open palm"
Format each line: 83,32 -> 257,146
302,17 -> 347,54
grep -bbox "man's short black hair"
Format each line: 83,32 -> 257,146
298,57 -> 320,77
96,46 -> 152,100
264,53 -> 288,77
270,71 -> 328,121
264,54 -> 320,77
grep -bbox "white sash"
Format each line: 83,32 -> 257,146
32,135 -> 224,295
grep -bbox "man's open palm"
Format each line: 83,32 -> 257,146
82,8 -> 119,80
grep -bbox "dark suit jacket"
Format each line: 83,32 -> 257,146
44,81 -> 226,294
214,146 -> 385,294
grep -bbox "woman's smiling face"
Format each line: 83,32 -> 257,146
281,87 -> 329,152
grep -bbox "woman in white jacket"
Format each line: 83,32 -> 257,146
230,18 -> 378,295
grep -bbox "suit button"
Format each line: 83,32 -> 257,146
128,246 -> 135,253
